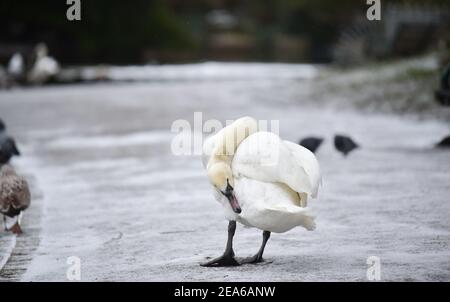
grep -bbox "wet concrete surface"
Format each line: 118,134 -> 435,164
0,62 -> 449,281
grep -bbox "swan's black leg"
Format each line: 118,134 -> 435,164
240,231 -> 271,264
201,221 -> 240,267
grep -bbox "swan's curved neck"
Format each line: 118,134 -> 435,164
207,117 -> 258,169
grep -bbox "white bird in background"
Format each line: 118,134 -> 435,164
7,53 -> 25,78
201,116 -> 321,266
27,43 -> 60,85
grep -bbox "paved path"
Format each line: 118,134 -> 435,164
0,62 -> 449,281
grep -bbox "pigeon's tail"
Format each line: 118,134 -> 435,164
0,119 -> 5,132
11,141 -> 20,156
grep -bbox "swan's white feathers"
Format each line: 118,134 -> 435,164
203,117 -> 321,233
202,134 -> 216,169
232,131 -> 320,198
203,116 -> 258,169
283,140 -> 321,198
234,178 -> 316,233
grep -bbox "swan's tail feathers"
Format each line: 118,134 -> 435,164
301,210 -> 316,231
261,206 -> 316,233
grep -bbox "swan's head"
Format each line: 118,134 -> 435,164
207,162 -> 241,214
35,43 -> 48,59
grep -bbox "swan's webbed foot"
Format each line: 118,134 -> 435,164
201,221 -> 240,267
239,254 -> 264,265
201,253 -> 240,267
240,230 -> 271,265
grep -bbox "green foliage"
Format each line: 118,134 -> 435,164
0,0 -> 448,63
0,0 -> 195,63
396,67 -> 438,81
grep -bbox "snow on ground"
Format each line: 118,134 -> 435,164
0,60 -> 449,281
0,236 -> 15,272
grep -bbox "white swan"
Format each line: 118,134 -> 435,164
7,53 -> 24,78
27,43 -> 60,85
201,116 -> 321,266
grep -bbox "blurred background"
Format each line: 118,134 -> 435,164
1,0 -> 449,65
1,1 -> 450,281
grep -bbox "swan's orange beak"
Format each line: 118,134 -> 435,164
223,184 -> 241,214
228,191 -> 241,214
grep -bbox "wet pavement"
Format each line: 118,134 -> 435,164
0,61 -> 449,281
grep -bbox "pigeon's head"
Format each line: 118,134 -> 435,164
0,119 -> 5,132
3,138 -> 21,156
207,162 -> 241,214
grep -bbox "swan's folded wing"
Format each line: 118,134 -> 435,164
283,141 -> 321,198
234,176 -> 316,233
232,131 -> 319,197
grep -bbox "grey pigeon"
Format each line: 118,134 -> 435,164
436,135 -> 450,148
0,119 -> 20,165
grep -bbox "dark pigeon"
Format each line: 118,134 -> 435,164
436,135 -> 450,148
334,134 -> 359,156
0,118 -> 5,132
299,137 -> 324,154
0,133 -> 21,165
435,64 -> 450,106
